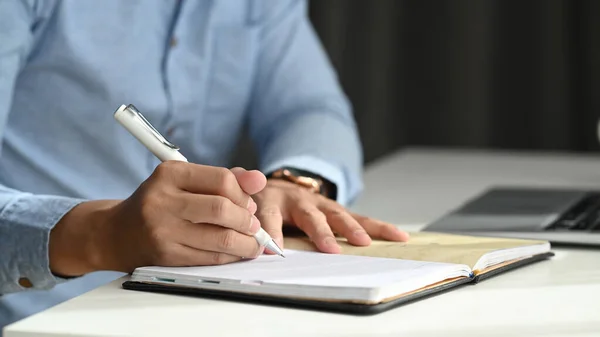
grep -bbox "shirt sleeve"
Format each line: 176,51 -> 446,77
247,0 -> 363,207
0,0 -> 84,295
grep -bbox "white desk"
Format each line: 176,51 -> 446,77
5,147 -> 600,337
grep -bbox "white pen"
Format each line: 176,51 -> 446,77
113,104 -> 285,258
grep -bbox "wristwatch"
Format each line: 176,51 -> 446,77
267,167 -> 337,200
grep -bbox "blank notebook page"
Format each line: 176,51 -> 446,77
132,250 -> 471,302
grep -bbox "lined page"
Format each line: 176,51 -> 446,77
134,250 -> 471,290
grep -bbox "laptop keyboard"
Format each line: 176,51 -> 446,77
546,194 -> 600,231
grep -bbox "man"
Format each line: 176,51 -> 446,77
0,0 -> 409,330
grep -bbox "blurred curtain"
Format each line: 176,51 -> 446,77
307,0 -> 600,163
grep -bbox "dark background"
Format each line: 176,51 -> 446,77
236,0 -> 600,166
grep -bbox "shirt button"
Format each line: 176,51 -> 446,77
169,37 -> 178,48
19,278 -> 33,288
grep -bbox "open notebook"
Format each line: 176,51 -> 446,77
123,232 -> 553,314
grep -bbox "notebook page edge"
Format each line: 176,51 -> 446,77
472,242 -> 551,271
130,250 -> 472,303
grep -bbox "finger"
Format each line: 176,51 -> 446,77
153,161 -> 252,209
172,194 -> 260,235
291,202 -> 341,254
321,203 -> 372,246
230,167 -> 267,196
169,244 -> 242,266
256,203 -> 284,255
351,212 -> 410,241
179,222 -> 263,259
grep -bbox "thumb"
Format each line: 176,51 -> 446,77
230,167 -> 267,195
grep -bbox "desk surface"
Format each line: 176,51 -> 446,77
5,147 -> 600,337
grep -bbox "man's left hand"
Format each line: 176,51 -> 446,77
231,168 -> 409,254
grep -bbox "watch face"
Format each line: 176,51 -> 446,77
296,176 -> 322,193
271,167 -> 336,199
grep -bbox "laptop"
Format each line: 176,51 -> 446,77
423,186 -> 600,247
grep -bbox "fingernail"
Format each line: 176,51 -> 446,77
353,230 -> 370,239
387,226 -> 408,240
249,215 -> 260,233
324,237 -> 339,248
247,198 -> 257,214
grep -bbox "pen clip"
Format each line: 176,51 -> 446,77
124,104 -> 180,150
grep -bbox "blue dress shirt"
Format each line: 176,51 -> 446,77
0,0 -> 363,330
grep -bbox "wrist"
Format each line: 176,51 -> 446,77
49,199 -> 121,276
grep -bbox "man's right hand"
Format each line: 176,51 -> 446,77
49,161 -> 267,277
